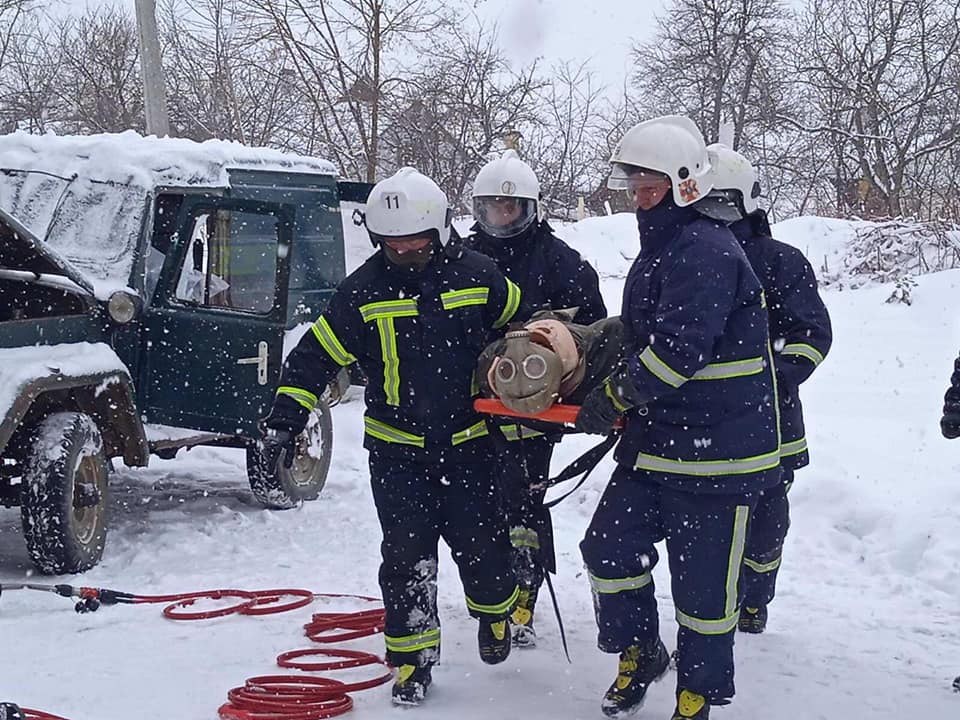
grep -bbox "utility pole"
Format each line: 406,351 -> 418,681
134,0 -> 170,137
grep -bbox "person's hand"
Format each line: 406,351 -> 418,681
260,427 -> 297,470
941,395 -> 960,439
0,703 -> 25,720
574,383 -> 625,434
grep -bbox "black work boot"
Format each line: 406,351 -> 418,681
391,664 -> 433,706
478,619 -> 511,664
670,689 -> 710,719
738,604 -> 768,634
510,587 -> 539,648
600,640 -> 670,717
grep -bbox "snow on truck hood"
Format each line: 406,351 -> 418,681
0,131 -> 338,300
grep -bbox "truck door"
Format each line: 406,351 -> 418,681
140,197 -> 292,436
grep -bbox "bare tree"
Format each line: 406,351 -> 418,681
378,19 -> 545,209
0,2 -> 58,133
630,0 -> 791,148
0,0 -> 38,71
523,61 -> 607,218
159,0 -> 303,146
49,7 -> 145,134
241,0 -> 448,181
788,0 -> 960,218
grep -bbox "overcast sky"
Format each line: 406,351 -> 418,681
82,0 -> 664,94
473,0 -> 663,86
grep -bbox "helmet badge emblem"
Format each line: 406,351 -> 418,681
679,178 -> 700,203
501,180 -> 516,195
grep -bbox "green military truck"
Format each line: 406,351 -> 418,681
0,132 -> 369,574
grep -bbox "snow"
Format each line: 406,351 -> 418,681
0,131 -> 338,300
0,343 -> 130,431
2,215 -> 959,719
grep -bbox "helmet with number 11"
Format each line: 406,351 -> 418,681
364,167 -> 454,269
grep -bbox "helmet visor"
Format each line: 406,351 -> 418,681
473,196 -> 537,239
607,163 -> 670,191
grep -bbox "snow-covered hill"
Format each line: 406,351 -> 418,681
1,214 -> 958,720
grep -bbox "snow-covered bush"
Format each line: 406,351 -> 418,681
821,218 -> 960,289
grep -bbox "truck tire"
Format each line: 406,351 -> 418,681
21,412 -> 109,574
246,401 -> 333,509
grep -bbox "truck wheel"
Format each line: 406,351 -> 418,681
21,412 -> 109,574
246,401 -> 333,509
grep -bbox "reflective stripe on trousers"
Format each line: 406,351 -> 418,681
675,505 -> 750,635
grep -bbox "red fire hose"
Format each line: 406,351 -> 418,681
1,584 -> 392,720
22,709 -> 70,720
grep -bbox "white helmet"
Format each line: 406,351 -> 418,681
707,143 -> 761,215
365,167 -> 452,246
471,149 -> 540,239
608,115 -> 712,207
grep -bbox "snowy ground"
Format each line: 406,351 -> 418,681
2,215 -> 959,719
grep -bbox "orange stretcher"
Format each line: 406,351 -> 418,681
473,398 -> 624,429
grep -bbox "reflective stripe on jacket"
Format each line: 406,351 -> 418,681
614,204 -> 780,494
277,248 -> 524,460
732,211 -> 832,469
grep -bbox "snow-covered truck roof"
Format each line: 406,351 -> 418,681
0,131 -> 338,299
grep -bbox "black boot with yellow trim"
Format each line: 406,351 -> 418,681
478,619 -> 512,664
510,586 -> 539,648
391,664 -> 434,706
600,640 -> 670,718
738,604 -> 767,634
670,689 -> 710,719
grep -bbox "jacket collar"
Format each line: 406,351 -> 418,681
635,195 -> 699,256
469,220 -> 544,261
730,210 -> 772,245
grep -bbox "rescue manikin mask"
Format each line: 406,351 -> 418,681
487,319 -> 583,415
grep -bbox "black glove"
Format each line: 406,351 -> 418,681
260,427 -> 297,470
574,384 -> 623,434
942,381 -> 960,439
941,405 -> 960,440
575,363 -> 647,435
260,393 -> 309,469
0,704 -> 25,720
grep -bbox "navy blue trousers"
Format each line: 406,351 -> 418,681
369,453 -> 518,667
741,466 -> 793,608
491,431 -> 557,592
580,464 -> 756,703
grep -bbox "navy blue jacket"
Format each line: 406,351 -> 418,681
274,247 -> 524,462
731,211 -> 832,469
468,220 -> 607,324
614,198 -> 780,494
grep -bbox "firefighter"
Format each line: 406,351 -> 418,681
468,149 -> 606,647
260,168 -> 525,706
708,144 -> 832,633
942,379 -> 960,697
940,353 -> 960,439
575,116 -> 781,720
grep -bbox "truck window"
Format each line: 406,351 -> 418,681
174,209 -> 279,314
